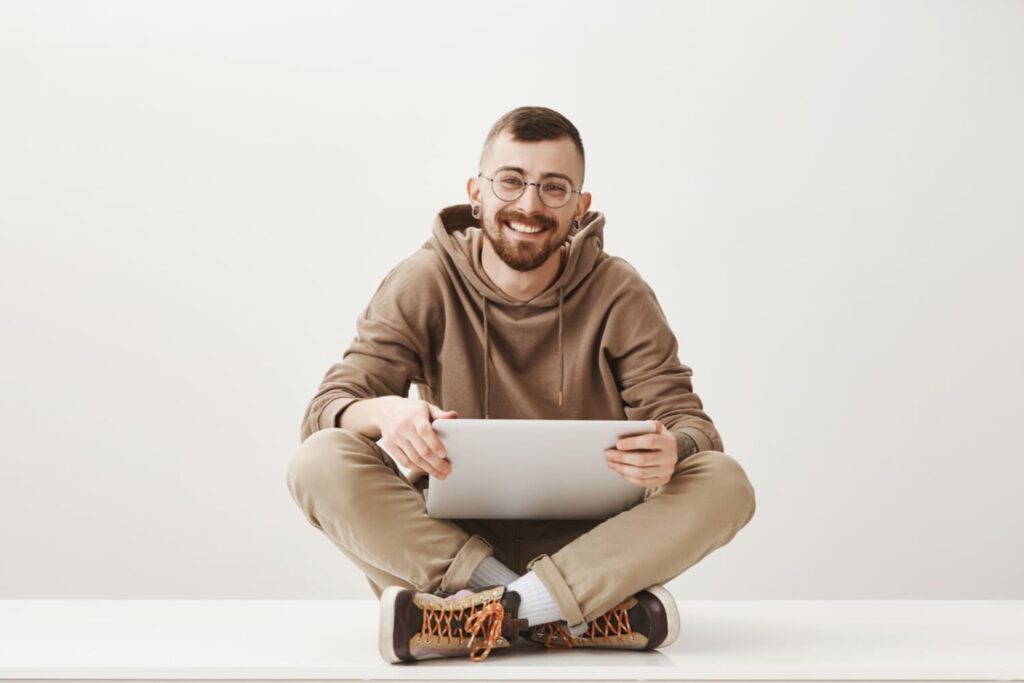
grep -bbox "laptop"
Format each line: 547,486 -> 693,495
422,418 -> 659,520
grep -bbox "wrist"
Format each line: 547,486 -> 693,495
338,396 -> 389,440
675,431 -> 699,462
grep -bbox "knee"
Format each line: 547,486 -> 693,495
286,427 -> 376,503
685,450 -> 757,526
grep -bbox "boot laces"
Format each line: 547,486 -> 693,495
420,596 -> 506,662
537,599 -> 634,648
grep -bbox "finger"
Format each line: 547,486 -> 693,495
605,449 -> 661,467
428,403 -> 460,420
616,434 -> 659,451
415,419 -> 449,461
610,466 -> 666,488
395,436 -> 443,478
403,432 -> 450,477
386,441 -> 415,470
609,467 -> 665,485
416,438 -> 451,477
412,426 -> 451,476
609,461 -> 671,481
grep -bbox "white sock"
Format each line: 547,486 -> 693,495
467,554 -> 520,591
507,570 -> 566,626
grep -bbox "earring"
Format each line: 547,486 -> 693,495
471,204 -> 481,219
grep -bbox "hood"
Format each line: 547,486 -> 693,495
427,203 -> 607,417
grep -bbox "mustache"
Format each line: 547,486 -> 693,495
496,210 -> 555,230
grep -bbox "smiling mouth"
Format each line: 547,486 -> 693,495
503,220 -> 550,236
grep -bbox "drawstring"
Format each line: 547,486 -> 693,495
483,296 -> 489,419
558,285 -> 564,407
481,285 -> 566,417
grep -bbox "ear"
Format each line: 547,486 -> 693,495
466,176 -> 482,204
577,191 -> 593,219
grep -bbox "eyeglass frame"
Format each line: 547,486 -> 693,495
477,169 -> 584,209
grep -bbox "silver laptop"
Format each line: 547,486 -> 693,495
423,418 -> 659,520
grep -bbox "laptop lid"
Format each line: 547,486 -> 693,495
423,418 -> 658,520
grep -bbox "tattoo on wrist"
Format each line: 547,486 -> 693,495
677,433 -> 699,462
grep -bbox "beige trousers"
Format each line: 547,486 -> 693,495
286,427 -> 756,634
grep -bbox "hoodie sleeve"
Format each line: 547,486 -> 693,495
299,252 -> 441,444
604,263 -> 724,457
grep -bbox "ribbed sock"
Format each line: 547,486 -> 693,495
507,570 -> 566,626
467,554 -> 520,592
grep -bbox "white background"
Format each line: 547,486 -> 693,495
1,0 -> 1021,599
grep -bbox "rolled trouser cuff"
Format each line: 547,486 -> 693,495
526,553 -> 589,635
439,534 -> 494,594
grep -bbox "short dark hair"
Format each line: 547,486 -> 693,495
479,106 -> 586,187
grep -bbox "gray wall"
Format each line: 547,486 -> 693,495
1,0 -> 1021,598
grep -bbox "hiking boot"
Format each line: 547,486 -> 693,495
378,584 -> 528,663
524,584 -> 679,651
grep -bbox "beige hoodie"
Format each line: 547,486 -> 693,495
300,203 -> 723,459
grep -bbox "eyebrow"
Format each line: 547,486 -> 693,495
495,165 -> 576,186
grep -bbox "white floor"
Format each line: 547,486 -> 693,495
0,600 -> 1021,681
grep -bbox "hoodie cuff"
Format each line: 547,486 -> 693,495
317,396 -> 362,431
674,426 -> 714,458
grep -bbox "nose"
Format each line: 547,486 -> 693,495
512,181 -> 545,215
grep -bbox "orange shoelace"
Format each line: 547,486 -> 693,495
538,599 -> 634,648
420,597 -> 506,662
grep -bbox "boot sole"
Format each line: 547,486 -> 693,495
378,585 -> 404,664
645,584 -> 680,648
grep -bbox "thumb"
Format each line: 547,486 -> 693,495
428,404 -> 460,419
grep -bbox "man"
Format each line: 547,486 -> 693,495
287,106 -> 756,664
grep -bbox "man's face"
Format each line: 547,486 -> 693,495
472,131 -> 585,272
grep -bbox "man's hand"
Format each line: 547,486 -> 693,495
376,397 -> 458,480
605,420 -> 676,487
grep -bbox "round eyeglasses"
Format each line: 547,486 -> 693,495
477,169 -> 582,209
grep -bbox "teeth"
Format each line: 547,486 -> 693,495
506,221 -> 545,234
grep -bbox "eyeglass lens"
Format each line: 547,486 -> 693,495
491,170 -> 573,208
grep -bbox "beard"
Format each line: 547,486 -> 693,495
481,206 -> 571,272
